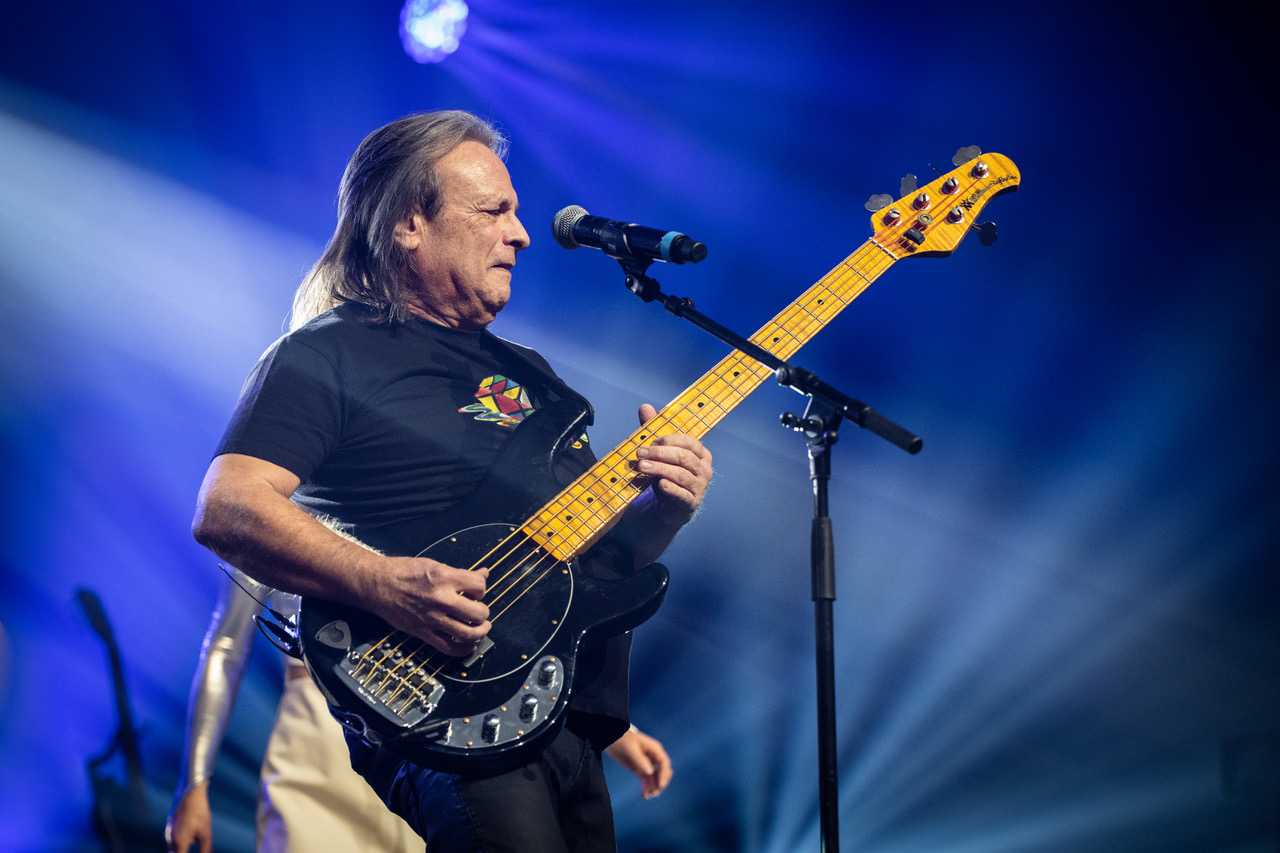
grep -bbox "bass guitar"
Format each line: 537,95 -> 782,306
298,149 -> 1020,774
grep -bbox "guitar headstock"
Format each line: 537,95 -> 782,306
867,149 -> 1019,258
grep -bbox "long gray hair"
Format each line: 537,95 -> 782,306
290,111 -> 508,330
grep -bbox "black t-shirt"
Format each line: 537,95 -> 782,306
217,302 -> 630,739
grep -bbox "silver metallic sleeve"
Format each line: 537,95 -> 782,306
173,570 -> 269,799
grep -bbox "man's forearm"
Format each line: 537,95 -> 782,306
192,454 -> 492,657
192,457 -> 383,610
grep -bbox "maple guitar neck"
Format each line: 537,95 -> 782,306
529,151 -> 1021,561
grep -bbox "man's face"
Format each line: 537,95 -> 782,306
399,140 -> 530,330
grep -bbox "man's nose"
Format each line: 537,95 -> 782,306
508,214 -> 530,250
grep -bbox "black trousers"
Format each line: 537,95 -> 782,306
348,727 -> 617,853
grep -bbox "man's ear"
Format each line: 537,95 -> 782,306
393,211 -> 426,251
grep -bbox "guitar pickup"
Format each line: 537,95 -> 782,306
461,636 -> 494,668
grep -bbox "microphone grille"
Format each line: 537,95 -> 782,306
551,205 -> 588,250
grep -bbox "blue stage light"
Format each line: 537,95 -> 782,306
400,0 -> 468,64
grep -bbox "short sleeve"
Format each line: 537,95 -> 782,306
215,336 -> 347,483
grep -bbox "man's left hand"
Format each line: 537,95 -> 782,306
635,403 -> 713,527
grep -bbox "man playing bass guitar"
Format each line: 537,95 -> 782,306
191,110 -> 711,853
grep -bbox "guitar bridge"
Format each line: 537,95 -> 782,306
334,633 -> 447,728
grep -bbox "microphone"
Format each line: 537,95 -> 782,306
552,206 -> 707,265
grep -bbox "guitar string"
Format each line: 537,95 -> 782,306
365,560 -> 544,698
382,552 -> 567,710
347,162 -> 1020,720
359,432 -> 662,693
350,206 -> 951,709
348,157 -> 1011,692
459,238 -> 897,584
363,540 -> 560,697
356,241 -> 900,708
356,240 -> 900,708
355,242 -> 899,707
485,161 -> 1014,588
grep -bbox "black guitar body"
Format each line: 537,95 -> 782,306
298,398 -> 669,776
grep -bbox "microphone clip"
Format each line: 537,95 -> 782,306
619,258 -> 661,302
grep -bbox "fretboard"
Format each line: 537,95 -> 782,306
529,235 -> 902,560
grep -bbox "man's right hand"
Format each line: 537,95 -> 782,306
194,454 -> 491,658
165,782 -> 212,853
374,557 -> 491,656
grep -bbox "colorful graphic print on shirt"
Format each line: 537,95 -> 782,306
460,374 -> 586,448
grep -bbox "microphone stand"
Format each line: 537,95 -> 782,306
619,259 -> 921,853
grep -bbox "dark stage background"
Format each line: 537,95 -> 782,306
0,2 -> 1276,851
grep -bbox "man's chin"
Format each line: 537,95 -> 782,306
486,281 -> 511,309
476,293 -> 510,325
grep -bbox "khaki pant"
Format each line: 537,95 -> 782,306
258,664 -> 421,853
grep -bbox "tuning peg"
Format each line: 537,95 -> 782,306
899,174 -> 918,197
864,193 -> 894,212
952,145 -> 982,166
971,221 -> 998,246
